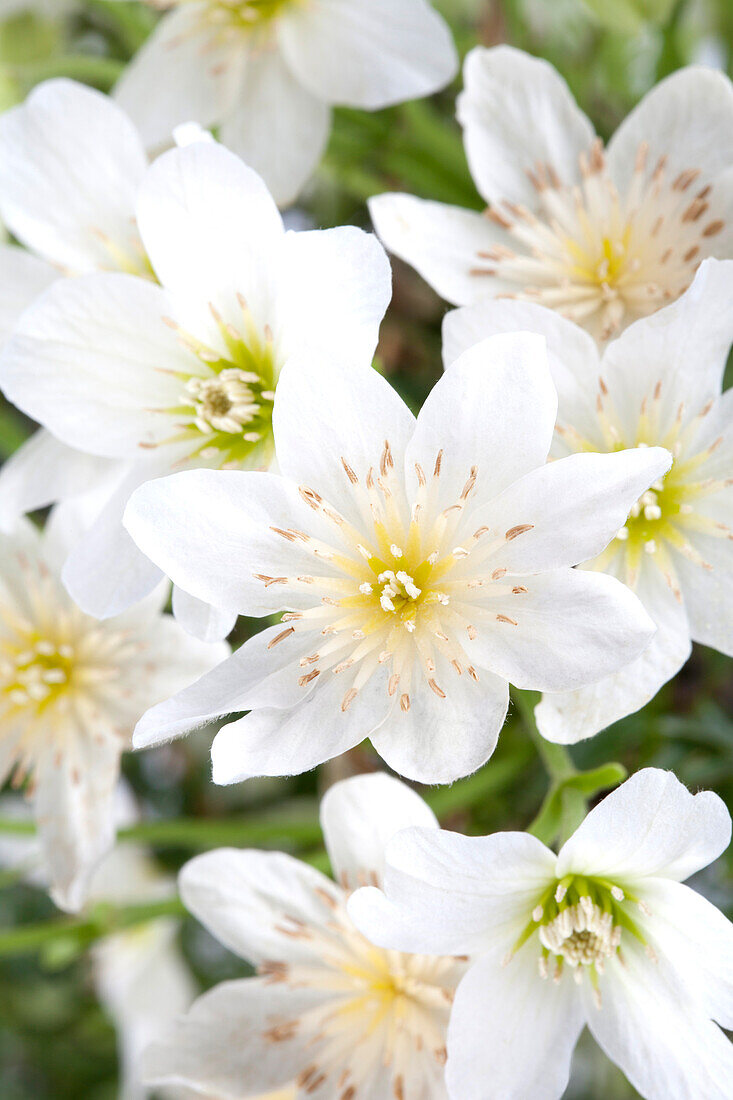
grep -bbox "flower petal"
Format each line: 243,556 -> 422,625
0,244 -> 57,340
458,45 -> 596,207
34,734 -> 121,913
557,767 -> 731,882
179,847 -> 341,965
585,946 -> 733,1100
466,567 -> 655,692
369,192 -> 509,305
0,80 -> 147,273
320,772 -> 438,891
135,140 -> 283,313
369,664 -> 509,784
607,66 -> 733,196
272,358 -> 415,522
445,949 -> 585,1100
124,467 -> 340,615
278,0 -> 457,109
114,7 -> 242,151
349,826 -> 555,956
143,977 -> 322,1098
641,877 -> 733,1029
534,559 -> 691,742
219,46 -> 331,207
171,586 -> 237,644
275,226 -> 391,368
479,447 -> 672,573
132,623 -> 313,750
671,532 -> 733,658
406,332 -> 556,508
0,431 -> 119,532
0,273 -> 191,456
210,666 -> 391,784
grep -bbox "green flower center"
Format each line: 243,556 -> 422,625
2,637 -> 75,711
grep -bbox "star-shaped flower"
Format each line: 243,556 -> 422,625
143,772 -> 464,1100
125,334 -> 667,784
349,768 -> 733,1100
370,46 -> 733,343
112,0 -> 457,205
0,507 -> 225,910
0,139 -> 390,633
442,257 -> 733,743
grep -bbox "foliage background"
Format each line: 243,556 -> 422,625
0,0 -> 731,1096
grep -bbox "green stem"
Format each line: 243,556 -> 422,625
513,689 -> 576,782
14,54 -> 125,90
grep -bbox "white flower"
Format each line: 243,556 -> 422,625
143,772 -> 463,1100
370,46 -> 733,342
442,257 -> 733,744
0,507 -> 226,911
123,334 -> 667,784
0,78 -> 161,543
112,0 -> 458,206
0,138 -> 391,631
348,768 -> 733,1100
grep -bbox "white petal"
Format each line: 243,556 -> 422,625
125,612 -> 229,717
445,949 -> 585,1100
370,664 -> 509,784
0,245 -> 57,341
34,735 -> 121,913
179,847 -> 340,965
114,7 -> 242,151
219,47 -> 331,207
0,274 -> 191,456
124,468 -> 328,616
369,192 -> 510,305
143,977 -> 322,1098
598,258 -> 733,439
0,431 -> 119,532
320,772 -> 438,891
479,447 -> 672,573
61,465 -> 165,619
135,140 -> 283,312
211,665 -> 391,784
0,80 -> 147,273
406,332 -> 556,508
132,623 -> 312,750
607,66 -> 733,196
272,358 -> 415,523
349,826 -> 555,956
672,532 -> 733,658
556,767 -> 731,882
465,567 -> 655,693
535,559 -> 691,743
585,946 -> 733,1100
278,0 -> 456,109
275,226 -> 391,368
458,46 -> 596,206
172,585 -> 237,644
641,877 -> 733,1029
442,299 -> 602,452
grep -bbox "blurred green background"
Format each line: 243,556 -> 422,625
0,1 -> 731,1097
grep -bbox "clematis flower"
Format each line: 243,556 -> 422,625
0,78 -> 162,541
370,46 -> 733,343
124,334 -> 668,784
143,771 -> 463,1100
111,0 -> 457,206
0,506 -> 226,911
442,258 -> 733,743
0,139 -> 390,633
348,768 -> 733,1100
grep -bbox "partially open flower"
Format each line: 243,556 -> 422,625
143,772 -> 464,1100
125,334 -> 668,784
370,47 -> 733,343
349,769 -> 733,1100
